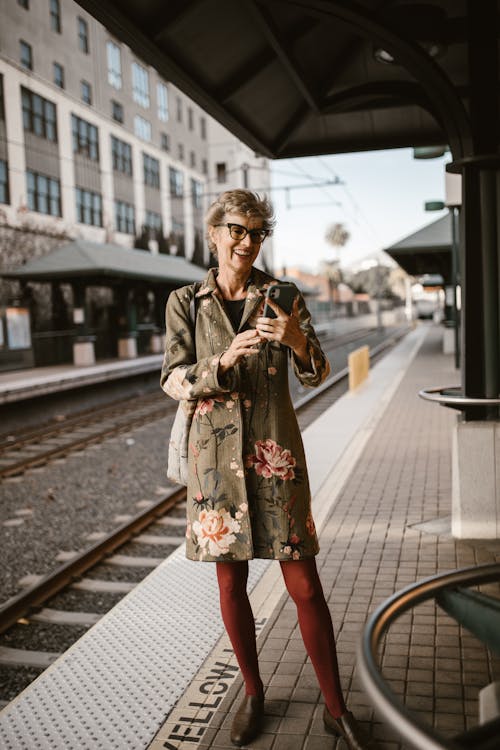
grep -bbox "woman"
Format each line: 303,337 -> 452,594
161,190 -> 375,749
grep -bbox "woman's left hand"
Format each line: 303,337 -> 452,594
256,297 -> 310,366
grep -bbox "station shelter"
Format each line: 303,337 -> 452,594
0,239 -> 205,370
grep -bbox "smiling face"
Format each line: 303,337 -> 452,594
209,212 -> 265,277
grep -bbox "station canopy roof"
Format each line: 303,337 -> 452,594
73,0 -> 468,159
383,214 -> 451,279
1,240 -> 206,286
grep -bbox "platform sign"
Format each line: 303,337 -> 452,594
6,307 -> 31,350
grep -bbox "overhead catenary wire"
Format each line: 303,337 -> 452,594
1,135 -> 343,204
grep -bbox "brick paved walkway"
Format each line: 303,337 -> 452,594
154,326 -> 500,750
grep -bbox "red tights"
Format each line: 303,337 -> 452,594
215,558 -> 346,718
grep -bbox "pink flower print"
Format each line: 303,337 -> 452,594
305,511 -> 316,536
292,550 -> 301,560
267,366 -> 277,376
192,508 -> 240,557
243,399 -> 252,409
290,533 -> 300,545
195,396 -> 224,418
245,439 -> 296,481
226,400 -> 235,410
194,399 -> 215,418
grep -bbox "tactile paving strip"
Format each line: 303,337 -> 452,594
0,544 -> 270,749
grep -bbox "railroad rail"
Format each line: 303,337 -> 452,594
0,323 -> 410,704
0,325 -> 386,480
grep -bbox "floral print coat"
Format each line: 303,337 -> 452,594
161,267 -> 330,562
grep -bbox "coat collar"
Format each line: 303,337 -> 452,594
195,266 -> 280,330
195,267 -> 278,298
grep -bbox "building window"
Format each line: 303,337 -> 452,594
160,132 -> 170,152
20,40 -> 33,70
178,143 -> 184,162
71,114 -> 99,160
144,210 -> 162,235
26,170 -> 61,216
132,62 -> 149,108
216,162 -> 227,184
115,200 -> 135,234
107,41 -> 121,89
143,153 -> 160,189
169,167 -> 183,197
81,81 -> 92,105
53,62 -> 64,89
134,115 -> 151,142
0,160 -> 9,205
22,88 -> 57,141
157,82 -> 168,122
76,187 -> 102,226
176,97 -> 182,122
188,107 -> 193,131
189,150 -> 196,169
111,136 -> 132,176
202,158 -> 208,175
191,178 -> 202,209
78,17 -> 89,54
200,116 -> 206,140
18,0 -> 29,9
111,100 -> 123,123
50,0 -> 61,33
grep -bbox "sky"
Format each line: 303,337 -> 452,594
269,147 -> 450,273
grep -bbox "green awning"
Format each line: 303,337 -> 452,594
1,239 -> 206,286
384,215 -> 452,280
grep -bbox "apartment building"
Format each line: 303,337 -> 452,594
0,0 -> 272,370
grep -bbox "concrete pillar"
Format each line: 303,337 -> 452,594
117,337 -> 137,358
452,419 -> 500,538
443,327 -> 455,355
116,286 -> 138,359
73,340 -> 96,366
71,283 -> 95,366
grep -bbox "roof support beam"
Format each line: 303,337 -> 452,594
152,0 -> 206,42
282,0 -> 472,159
243,0 -> 322,112
321,81 -> 437,117
216,16 -> 318,103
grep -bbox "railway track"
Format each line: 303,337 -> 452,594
0,323 -> 409,705
0,393 -> 173,479
0,325 -> 378,480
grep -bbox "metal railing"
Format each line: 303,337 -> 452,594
358,562 -> 500,750
418,386 -> 500,408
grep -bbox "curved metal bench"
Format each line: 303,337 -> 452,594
358,562 -> 500,750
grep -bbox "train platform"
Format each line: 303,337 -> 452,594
0,354 -> 164,405
1,322 -> 499,749
0,312 -> 403,406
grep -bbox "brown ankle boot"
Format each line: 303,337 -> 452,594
230,695 -> 264,747
323,707 -> 378,749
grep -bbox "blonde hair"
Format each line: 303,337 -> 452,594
205,189 -> 275,254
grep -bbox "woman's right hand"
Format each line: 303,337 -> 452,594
219,329 -> 263,373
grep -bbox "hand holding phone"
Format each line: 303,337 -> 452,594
263,283 -> 296,318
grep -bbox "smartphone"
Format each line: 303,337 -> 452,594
263,282 -> 297,318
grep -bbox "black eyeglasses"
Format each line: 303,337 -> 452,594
215,223 -> 269,243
